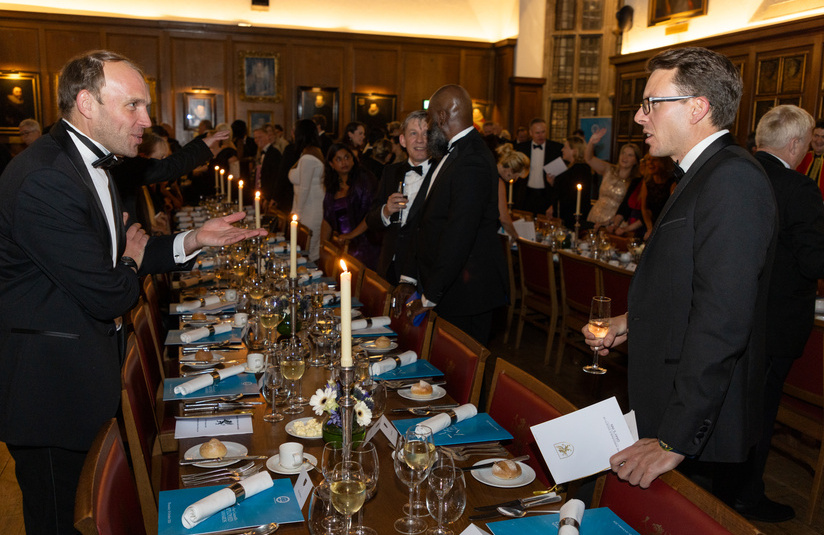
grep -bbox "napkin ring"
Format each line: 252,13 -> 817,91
209,371 -> 222,383
199,298 -> 207,306
559,518 -> 580,529
364,318 -> 373,328
446,409 -> 458,425
206,325 -> 215,336
228,482 -> 246,502
391,356 -> 402,367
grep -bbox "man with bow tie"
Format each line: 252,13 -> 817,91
513,117 -> 563,215
0,50 -> 266,534
584,47 -> 777,501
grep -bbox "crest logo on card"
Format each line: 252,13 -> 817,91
554,442 -> 574,459
276,495 -> 290,503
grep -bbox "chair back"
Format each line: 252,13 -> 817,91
130,298 -> 162,408
517,239 -> 557,303
141,277 -> 167,372
486,358 -> 576,486
319,240 -> 341,279
74,419 -> 147,535
558,250 -> 602,315
593,471 -> 763,535
423,317 -> 489,406
511,209 -> 534,221
390,309 -> 434,358
359,269 -> 392,317
270,209 -> 289,234
297,222 -> 312,252
599,262 -> 633,316
341,253 -> 366,299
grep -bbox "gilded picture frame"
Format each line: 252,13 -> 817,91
0,72 -> 40,134
649,0 -> 707,26
239,51 -> 282,103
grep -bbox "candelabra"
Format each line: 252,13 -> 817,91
572,213 -> 581,250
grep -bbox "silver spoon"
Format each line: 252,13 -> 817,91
497,506 -> 561,518
240,522 -> 279,535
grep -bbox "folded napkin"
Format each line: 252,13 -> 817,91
172,295 -> 221,312
176,214 -> 193,222
369,350 -> 416,375
173,364 -> 245,395
268,244 -> 303,253
179,322 -> 233,343
352,316 -> 390,331
415,403 -> 477,435
322,294 -> 336,305
181,471 -> 273,528
173,272 -> 216,289
298,269 -> 323,284
199,258 -> 216,269
558,499 -> 585,535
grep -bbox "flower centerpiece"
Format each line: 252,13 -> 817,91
309,380 -> 374,444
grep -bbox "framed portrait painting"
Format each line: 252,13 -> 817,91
298,87 -> 339,137
183,92 -> 216,131
248,110 -> 273,132
0,73 -> 40,134
649,0 -> 707,26
352,93 -> 397,135
239,51 -> 282,102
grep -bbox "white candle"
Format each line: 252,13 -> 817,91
238,180 -> 244,211
254,191 -> 261,229
290,215 -> 298,279
576,183 -> 582,215
340,260 -> 352,367
220,169 -> 225,196
214,165 -> 219,191
227,175 -> 233,204
508,179 -> 514,205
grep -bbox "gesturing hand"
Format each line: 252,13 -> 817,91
609,438 -> 685,488
183,212 -> 268,255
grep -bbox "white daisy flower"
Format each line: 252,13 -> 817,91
355,400 -> 372,426
309,388 -> 332,416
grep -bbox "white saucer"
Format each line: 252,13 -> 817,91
360,341 -> 398,354
180,352 -> 224,369
244,365 -> 264,373
285,417 -> 323,439
469,458 -> 536,488
183,441 -> 248,468
397,384 -> 446,401
266,453 -> 318,475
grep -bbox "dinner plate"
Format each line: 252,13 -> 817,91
183,441 -> 248,468
180,352 -> 225,369
470,458 -> 535,488
397,384 -> 446,401
285,417 -> 324,439
266,453 -> 318,475
359,341 -> 398,354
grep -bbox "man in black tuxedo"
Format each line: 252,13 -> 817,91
585,47 -> 777,497
0,50 -> 266,534
735,105 -> 824,522
258,123 -> 286,211
314,114 -> 334,157
514,118 -> 563,215
394,85 -> 507,345
366,110 -> 432,284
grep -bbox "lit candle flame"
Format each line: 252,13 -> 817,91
577,183 -> 582,191
228,175 -> 233,181
292,215 -> 298,222
239,180 -> 244,188
340,259 -> 348,272
214,165 -> 219,170
220,169 -> 225,175
255,191 -> 261,199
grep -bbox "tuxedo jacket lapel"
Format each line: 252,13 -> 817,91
406,157 -> 438,223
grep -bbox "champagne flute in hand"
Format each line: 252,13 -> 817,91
584,296 -> 611,375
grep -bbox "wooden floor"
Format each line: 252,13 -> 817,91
1,317 -> 823,534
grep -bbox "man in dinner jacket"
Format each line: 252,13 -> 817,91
584,47 -> 777,501
513,117 -> 563,215
394,85 -> 508,345
0,50 -> 265,534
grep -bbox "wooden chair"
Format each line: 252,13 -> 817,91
775,320 -> 824,523
341,253 -> 366,299
592,470 -> 764,535
422,317 -> 489,406
359,269 -> 392,317
141,276 -> 168,367
74,419 -> 147,535
555,250 -> 603,373
486,358 -> 577,486
270,209 -> 289,235
319,240 -> 342,279
515,238 -> 560,367
499,233 -> 518,344
390,308 -> 434,357
598,262 -> 632,317
120,334 -> 178,535
297,222 -> 312,252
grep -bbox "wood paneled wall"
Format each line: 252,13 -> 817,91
0,10 -> 517,144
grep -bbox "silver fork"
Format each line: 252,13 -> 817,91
180,461 -> 256,483
181,466 -> 262,486
440,443 -> 503,455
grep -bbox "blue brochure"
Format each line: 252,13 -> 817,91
392,413 -> 513,445
487,507 -> 639,535
373,360 -> 444,380
162,373 -> 261,401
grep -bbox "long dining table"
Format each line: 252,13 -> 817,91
168,320 -> 550,534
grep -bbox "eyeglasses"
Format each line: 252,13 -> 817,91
640,96 -> 696,115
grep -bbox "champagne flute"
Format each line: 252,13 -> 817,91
261,362 -> 285,422
394,426 -> 435,534
425,452 -> 456,535
432,469 -> 465,531
260,295 -> 284,347
329,461 -> 367,535
396,181 -> 408,224
584,296 -> 611,375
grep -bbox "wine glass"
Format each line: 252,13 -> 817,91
394,426 -> 435,534
261,362 -> 285,422
321,442 -> 346,481
584,296 -> 611,375
350,442 -> 380,535
308,483 -> 344,535
425,452 -> 456,535
329,461 -> 367,535
396,181 -> 408,224
362,382 -> 386,422
628,237 -> 642,263
428,469 -> 466,532
279,340 -> 307,414
247,276 -> 266,311
260,295 -> 285,347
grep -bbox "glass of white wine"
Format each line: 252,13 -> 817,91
329,461 -> 367,535
280,340 -> 307,414
261,363 -> 284,422
584,296 -> 611,375
394,426 -> 435,534
260,295 -> 284,348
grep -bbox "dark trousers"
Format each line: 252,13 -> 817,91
7,444 -> 87,535
439,309 -> 494,347
520,186 -> 550,216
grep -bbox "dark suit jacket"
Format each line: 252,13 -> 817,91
513,140 -> 564,210
0,120 -> 179,451
260,144 -> 288,210
627,133 -> 777,462
401,129 -> 508,317
757,151 -> 824,361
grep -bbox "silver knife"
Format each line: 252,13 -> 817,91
180,455 -> 268,465
473,492 -> 559,512
462,454 -> 530,472
390,403 -> 459,413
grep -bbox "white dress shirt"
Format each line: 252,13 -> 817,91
528,142 -> 545,188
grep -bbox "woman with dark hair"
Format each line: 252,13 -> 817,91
288,119 -> 325,260
321,143 -> 380,269
340,121 -> 367,158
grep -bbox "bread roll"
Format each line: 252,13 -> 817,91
410,380 -> 433,397
195,349 -> 213,362
199,438 -> 228,459
192,312 -> 207,320
375,336 -> 391,349
491,459 -> 522,480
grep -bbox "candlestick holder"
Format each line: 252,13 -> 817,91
572,213 -> 581,250
339,364 -> 356,462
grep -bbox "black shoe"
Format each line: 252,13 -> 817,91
733,496 -> 795,523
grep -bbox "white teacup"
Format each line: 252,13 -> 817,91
224,289 -> 238,302
279,442 -> 304,469
619,252 -> 632,263
233,312 -> 248,327
246,352 -> 264,372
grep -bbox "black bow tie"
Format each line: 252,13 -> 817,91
533,144 -> 543,150
673,164 -> 685,182
92,152 -> 122,169
63,121 -> 122,169
404,163 -> 423,176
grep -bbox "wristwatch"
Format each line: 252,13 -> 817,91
120,256 -> 138,271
